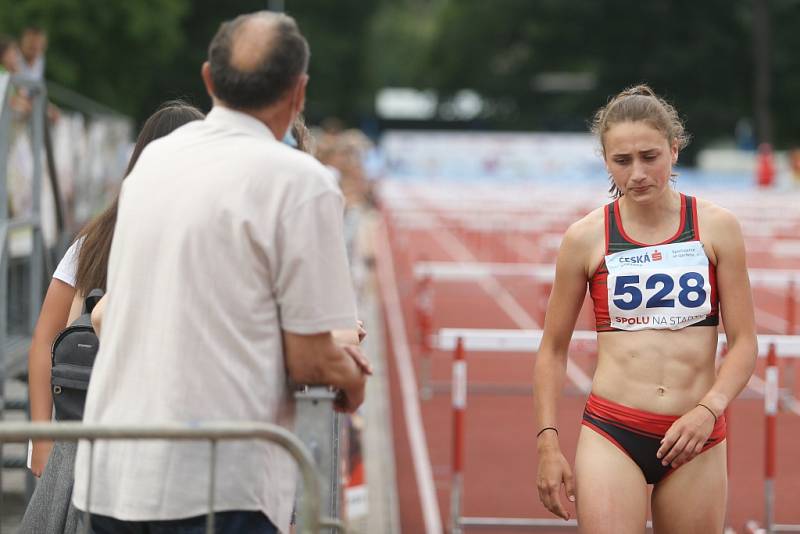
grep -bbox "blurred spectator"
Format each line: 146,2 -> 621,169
321,115 -> 344,135
314,126 -> 380,299
16,26 -> 60,121
0,35 -> 33,114
0,34 -> 20,72
735,117 -> 756,151
316,128 -> 375,208
17,26 -> 47,81
756,142 -> 775,188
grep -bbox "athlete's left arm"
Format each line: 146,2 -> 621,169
700,207 -> 758,415
658,207 -> 757,468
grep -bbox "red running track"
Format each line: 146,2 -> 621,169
377,185 -> 800,533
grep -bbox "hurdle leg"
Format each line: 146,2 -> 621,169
765,343 -> 778,534
450,337 -> 466,534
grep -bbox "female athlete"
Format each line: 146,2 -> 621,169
534,84 -> 757,533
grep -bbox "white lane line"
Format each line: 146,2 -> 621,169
415,205 -> 592,393
375,219 -> 443,534
428,222 -> 540,330
505,234 -> 541,263
746,373 -> 800,416
755,308 -> 789,332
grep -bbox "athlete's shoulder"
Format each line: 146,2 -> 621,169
694,197 -> 744,258
694,197 -> 741,232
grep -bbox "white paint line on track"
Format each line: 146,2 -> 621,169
422,213 -> 541,330
413,201 -> 593,393
746,373 -> 800,416
755,309 -> 789,332
506,234 -> 540,263
375,220 -> 443,534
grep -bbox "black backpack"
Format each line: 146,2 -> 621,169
50,288 -> 104,421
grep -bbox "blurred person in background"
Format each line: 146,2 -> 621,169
0,34 -> 19,72
315,128 -> 378,297
72,12 -> 370,534
20,101 -> 204,534
534,84 -> 756,533
16,25 -> 60,120
17,26 -> 47,81
0,35 -> 32,114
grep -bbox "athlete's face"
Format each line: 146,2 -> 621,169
603,121 -> 678,201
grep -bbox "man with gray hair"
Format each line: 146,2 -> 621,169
72,12 -> 370,534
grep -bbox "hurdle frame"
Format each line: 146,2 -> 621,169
438,330 -> 800,532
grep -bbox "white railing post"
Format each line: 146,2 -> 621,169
294,386 -> 341,533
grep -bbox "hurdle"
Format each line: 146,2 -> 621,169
415,271 -> 435,399
437,330 -> 800,531
413,260 -> 800,290
413,261 -> 800,395
744,344 -> 800,534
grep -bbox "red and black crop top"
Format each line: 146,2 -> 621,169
589,194 -> 719,332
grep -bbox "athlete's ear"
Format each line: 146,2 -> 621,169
671,138 -> 679,165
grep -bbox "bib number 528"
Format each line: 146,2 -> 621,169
613,272 -> 706,310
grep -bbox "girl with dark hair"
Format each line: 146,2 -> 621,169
533,85 -> 757,532
21,100 -> 204,534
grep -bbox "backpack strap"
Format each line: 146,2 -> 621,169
83,288 -> 105,315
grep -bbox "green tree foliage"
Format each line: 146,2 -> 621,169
0,0 -> 190,118
135,0 -> 380,125
4,0 -> 799,151
425,0 -> 757,157
771,0 -> 800,146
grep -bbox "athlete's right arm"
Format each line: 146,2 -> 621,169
27,279 -> 75,476
534,221 -> 593,520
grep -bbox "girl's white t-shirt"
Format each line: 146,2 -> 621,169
52,239 -> 81,288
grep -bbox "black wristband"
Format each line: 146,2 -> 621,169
537,426 -> 558,438
697,403 -> 718,424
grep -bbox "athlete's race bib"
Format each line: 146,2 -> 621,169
605,241 -> 712,331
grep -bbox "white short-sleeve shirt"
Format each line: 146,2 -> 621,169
72,107 -> 358,533
52,239 -> 81,287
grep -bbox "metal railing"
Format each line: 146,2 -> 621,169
0,76 -> 350,532
0,420 -> 345,534
0,72 -> 135,392
0,75 -> 50,500
1,74 -> 48,385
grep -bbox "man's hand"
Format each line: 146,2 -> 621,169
283,331 -> 372,413
344,344 -> 373,375
334,346 -> 371,412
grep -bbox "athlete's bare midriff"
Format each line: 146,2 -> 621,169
592,326 -> 719,415
575,195 -> 722,415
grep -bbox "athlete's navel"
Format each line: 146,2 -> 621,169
656,386 -> 666,397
